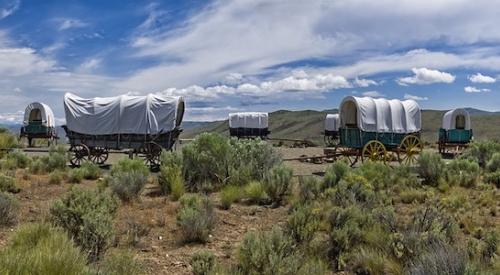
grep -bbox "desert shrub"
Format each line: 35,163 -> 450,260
0,192 -> 18,225
228,138 -> 281,185
124,218 -> 150,247
0,131 -> 18,158
297,176 -> 322,204
159,151 -> 185,200
44,146 -> 68,172
323,161 -> 350,189
330,174 -> 375,207
29,157 -> 45,174
177,194 -> 216,243
355,161 -> 392,190
68,168 -> 85,183
50,188 -> 119,262
80,162 -> 101,180
484,172 -> 500,188
182,133 -> 232,191
1,150 -> 31,169
297,258 -> 329,275
190,250 -> 216,275
461,141 -> 500,168
405,243 -> 468,275
481,231 -> 498,263
416,151 -> 445,186
0,173 -> 20,193
350,248 -> 402,275
108,171 -> 148,202
446,158 -> 480,188
263,164 -> 293,206
0,223 -> 88,275
48,170 -> 65,185
486,152 -> 500,172
286,205 -> 320,243
100,250 -> 144,275
237,227 -> 302,274
390,165 -> 421,188
244,181 -> 267,204
110,157 -> 150,177
399,188 -> 427,204
220,185 -> 242,210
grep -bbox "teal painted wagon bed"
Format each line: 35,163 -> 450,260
438,108 -> 473,155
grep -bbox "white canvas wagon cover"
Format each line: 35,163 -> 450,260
442,108 -> 471,130
340,96 -> 421,133
229,112 -> 268,129
325,114 -> 339,131
23,102 -> 56,128
64,93 -> 184,135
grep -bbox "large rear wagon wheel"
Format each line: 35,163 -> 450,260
399,135 -> 422,165
69,144 -> 90,167
361,140 -> 387,163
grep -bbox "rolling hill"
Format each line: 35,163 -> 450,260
181,109 -> 500,146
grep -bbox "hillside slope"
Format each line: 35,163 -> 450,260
181,109 -> 500,145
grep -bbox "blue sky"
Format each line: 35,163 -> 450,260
1,0 -> 500,122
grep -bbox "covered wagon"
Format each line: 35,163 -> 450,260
63,93 -> 184,168
324,114 -> 339,146
20,102 -> 58,147
228,112 -> 270,139
438,108 -> 473,155
336,96 -> 422,165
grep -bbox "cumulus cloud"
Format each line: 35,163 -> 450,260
362,91 -> 384,97
354,78 -> 378,87
468,73 -> 496,83
404,93 -> 428,101
397,67 -> 455,86
464,86 -> 491,93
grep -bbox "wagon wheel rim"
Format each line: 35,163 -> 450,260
362,141 -> 387,163
90,147 -> 109,165
399,135 -> 422,165
143,142 -> 162,168
69,144 -> 89,167
334,146 -> 358,167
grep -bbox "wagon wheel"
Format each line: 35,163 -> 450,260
90,147 -> 109,165
334,146 -> 359,167
361,140 -> 387,163
68,144 -> 90,167
398,135 -> 422,165
142,142 -> 163,169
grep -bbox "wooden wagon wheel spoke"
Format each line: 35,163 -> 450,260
399,135 -> 422,165
142,142 -> 163,170
68,144 -> 90,167
334,146 -> 359,167
89,147 -> 109,165
362,140 -> 387,163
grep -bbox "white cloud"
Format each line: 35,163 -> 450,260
0,0 -> 19,20
362,91 -> 384,97
397,67 -> 455,86
464,86 -> 491,93
354,78 -> 378,87
468,73 -> 496,83
404,93 -> 428,101
58,18 -> 88,31
77,58 -> 101,73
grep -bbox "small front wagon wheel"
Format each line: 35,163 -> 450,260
143,142 -> 163,170
69,144 -> 90,167
361,140 -> 387,163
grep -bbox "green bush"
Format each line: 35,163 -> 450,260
0,223 -> 88,275
350,248 -> 402,275
0,192 -> 18,225
48,170 -> 65,185
405,243 -> 468,275
0,132 -> 18,158
484,172 -> 500,188
0,173 -> 20,193
355,161 -> 392,190
190,250 -> 216,275
417,151 -> 445,186
461,141 -> 500,168
286,205 -> 320,243
446,159 -> 480,188
109,171 -> 148,202
68,168 -> 85,183
1,150 -> 31,169
399,188 -> 427,204
486,152 -> 500,172
182,133 -> 232,191
100,250 -> 144,275
29,157 -> 45,174
111,158 -> 150,177
177,194 -> 216,243
244,181 -> 267,204
28,146 -> 67,174
263,164 -> 293,206
297,176 -> 322,204
237,227 -> 302,274
80,162 -> 101,180
220,185 -> 242,210
159,162 -> 185,201
323,161 -> 350,189
50,188 -> 119,262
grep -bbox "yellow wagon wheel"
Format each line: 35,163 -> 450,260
399,135 -> 422,165
361,140 -> 387,163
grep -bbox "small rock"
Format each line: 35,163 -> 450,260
158,236 -> 163,240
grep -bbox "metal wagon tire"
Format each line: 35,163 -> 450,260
69,144 -> 90,167
361,140 -> 387,163
90,147 -> 109,165
398,135 -> 422,165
